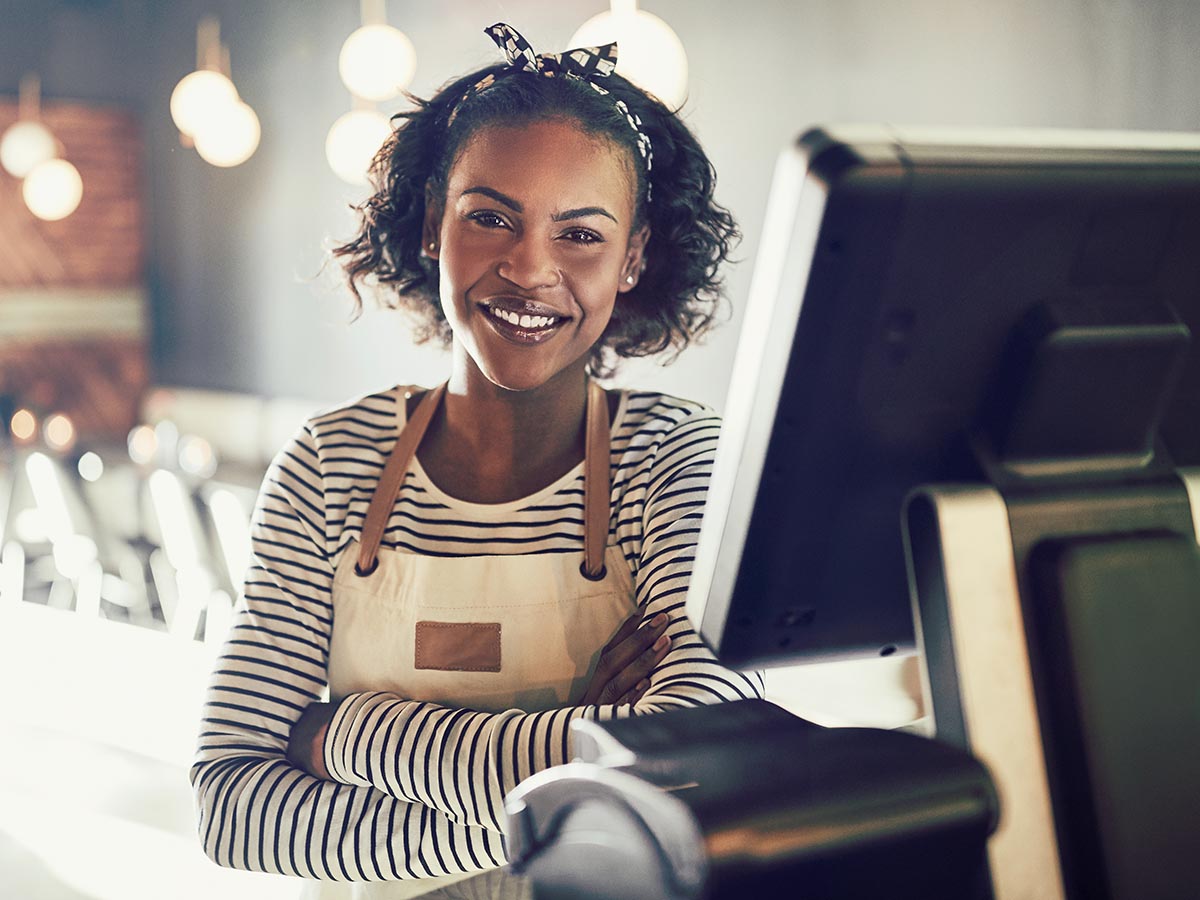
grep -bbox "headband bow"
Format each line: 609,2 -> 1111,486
449,23 -> 653,197
484,22 -> 619,81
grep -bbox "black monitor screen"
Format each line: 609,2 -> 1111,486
688,125 -> 1200,669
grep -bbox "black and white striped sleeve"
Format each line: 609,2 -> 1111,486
190,427 -> 506,879
627,404 -> 765,708
320,402 -> 764,832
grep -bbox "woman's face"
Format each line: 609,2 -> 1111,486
427,118 -> 647,393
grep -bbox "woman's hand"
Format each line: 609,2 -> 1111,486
286,701 -> 337,779
580,610 -> 671,706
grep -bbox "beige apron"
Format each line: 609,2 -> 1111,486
303,382 -> 634,900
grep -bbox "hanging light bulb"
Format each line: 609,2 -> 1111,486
0,75 -> 58,177
338,0 -> 416,102
1,122 -> 56,177
170,68 -> 239,138
339,24 -> 417,101
326,107 -> 391,185
193,100 -> 261,167
23,157 -> 83,221
569,0 -> 689,111
171,17 -> 260,167
171,19 -> 240,138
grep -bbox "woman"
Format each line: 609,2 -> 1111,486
192,23 -> 764,897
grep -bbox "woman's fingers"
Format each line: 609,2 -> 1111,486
603,629 -> 670,703
581,611 -> 671,705
606,613 -> 669,672
600,607 -> 646,656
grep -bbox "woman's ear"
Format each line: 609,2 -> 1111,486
422,186 -> 443,260
617,225 -> 651,294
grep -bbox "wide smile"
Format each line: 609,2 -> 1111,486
480,301 -> 570,345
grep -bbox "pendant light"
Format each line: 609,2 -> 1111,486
0,75 -> 57,177
326,103 -> 392,186
2,74 -> 84,221
327,1 -> 409,185
23,157 -> 84,221
569,0 -> 689,111
170,18 -> 260,167
337,0 -> 417,102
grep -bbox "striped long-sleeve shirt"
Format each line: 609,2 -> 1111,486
191,385 -> 765,883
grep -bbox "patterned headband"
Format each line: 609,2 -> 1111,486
448,23 -> 654,200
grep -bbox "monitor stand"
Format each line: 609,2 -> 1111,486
904,469 -> 1200,900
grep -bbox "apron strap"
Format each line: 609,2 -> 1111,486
355,380 -> 611,580
581,379 -> 611,581
355,383 -> 446,576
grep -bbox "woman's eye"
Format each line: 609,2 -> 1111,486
563,228 -> 603,244
468,211 -> 509,229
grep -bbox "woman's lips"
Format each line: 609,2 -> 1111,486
482,303 -> 567,344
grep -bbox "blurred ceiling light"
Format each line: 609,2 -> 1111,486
569,0 -> 689,112
178,435 -> 218,478
169,68 -> 239,138
11,408 -> 37,443
127,424 -> 158,465
77,451 -> 104,483
22,157 -> 84,221
1,121 -> 56,178
338,0 -> 416,102
326,107 -> 391,185
340,25 -> 417,101
171,17 -> 260,167
193,100 -> 261,167
43,412 -> 76,452
0,75 -> 57,177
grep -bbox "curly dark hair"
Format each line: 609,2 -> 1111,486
333,58 -> 739,375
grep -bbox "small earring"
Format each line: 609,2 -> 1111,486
428,242 -> 437,251
625,275 -> 634,285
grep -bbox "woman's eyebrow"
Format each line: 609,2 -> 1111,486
553,206 -> 618,224
462,186 -> 522,211
461,187 -> 618,224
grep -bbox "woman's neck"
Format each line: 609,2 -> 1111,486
416,360 -> 591,504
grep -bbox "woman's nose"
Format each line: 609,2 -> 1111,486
497,235 -> 561,289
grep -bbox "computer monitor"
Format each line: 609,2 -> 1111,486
687,125 -> 1200,670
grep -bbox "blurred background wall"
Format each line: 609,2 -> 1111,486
5,0 -> 1200,416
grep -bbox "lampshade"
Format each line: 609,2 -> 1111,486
569,8 -> 689,111
170,68 -> 240,137
22,158 -> 83,221
326,108 -> 392,185
0,120 -> 57,177
192,100 -> 261,167
338,24 -> 417,101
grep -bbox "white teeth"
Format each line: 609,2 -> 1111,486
489,307 -> 558,329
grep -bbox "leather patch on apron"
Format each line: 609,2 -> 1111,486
414,621 -> 502,672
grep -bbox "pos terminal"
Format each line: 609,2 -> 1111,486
504,126 -> 1200,900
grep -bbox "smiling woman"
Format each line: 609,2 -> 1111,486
190,21 -> 761,900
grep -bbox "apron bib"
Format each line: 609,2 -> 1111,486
305,382 -> 633,900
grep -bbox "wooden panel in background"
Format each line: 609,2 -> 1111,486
0,100 -> 143,287
0,99 -> 146,440
0,338 -> 146,441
